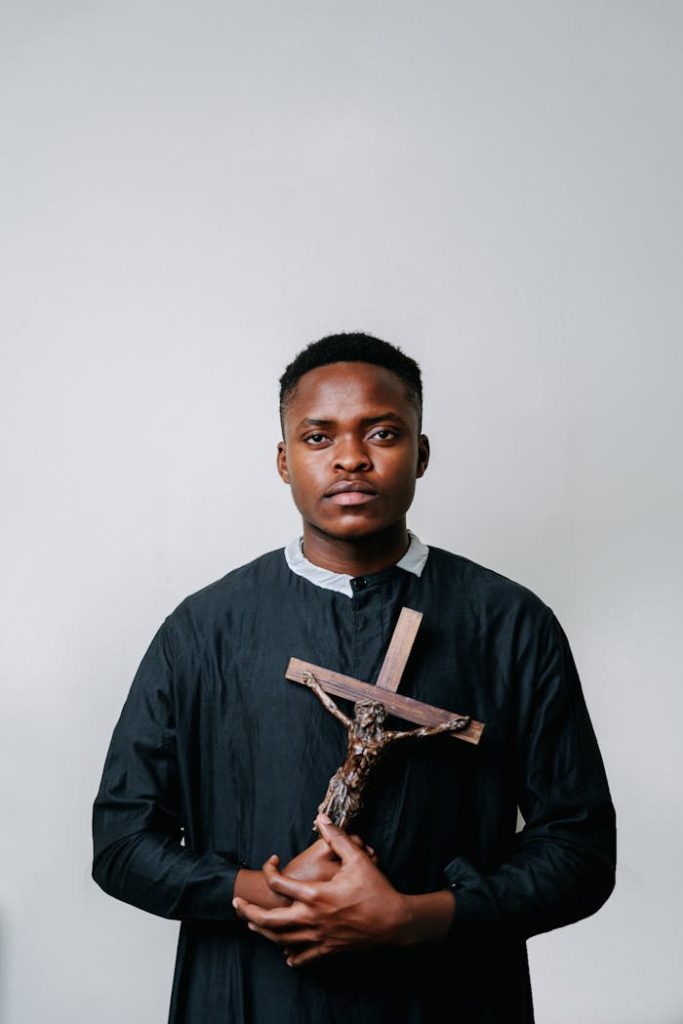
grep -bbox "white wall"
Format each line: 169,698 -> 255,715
1,3 -> 681,1021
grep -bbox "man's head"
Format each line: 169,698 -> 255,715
276,333 -> 429,546
279,333 -> 423,438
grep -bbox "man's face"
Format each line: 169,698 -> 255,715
276,361 -> 429,542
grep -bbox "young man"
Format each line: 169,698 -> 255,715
92,333 -> 616,1023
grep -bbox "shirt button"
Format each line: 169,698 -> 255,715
356,616 -> 365,631
353,577 -> 368,590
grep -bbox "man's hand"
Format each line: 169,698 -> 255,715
283,834 -> 376,884
232,815 -> 412,966
233,830 -> 376,911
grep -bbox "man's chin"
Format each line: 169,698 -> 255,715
307,517 -> 403,544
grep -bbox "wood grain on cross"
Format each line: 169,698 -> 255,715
286,607 -> 484,746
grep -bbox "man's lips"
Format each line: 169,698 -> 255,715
324,480 -> 379,506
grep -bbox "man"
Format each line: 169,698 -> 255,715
92,332 -> 616,1022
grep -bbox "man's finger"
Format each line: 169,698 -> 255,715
349,835 -> 375,858
315,815 -> 365,862
264,866 -> 319,903
286,944 -> 327,968
232,898 -> 310,930
263,854 -> 320,897
248,923 -> 318,945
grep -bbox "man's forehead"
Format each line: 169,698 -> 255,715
288,361 -> 413,410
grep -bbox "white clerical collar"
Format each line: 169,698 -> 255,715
284,530 -> 429,598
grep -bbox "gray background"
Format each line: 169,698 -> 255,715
1,2 -> 681,1022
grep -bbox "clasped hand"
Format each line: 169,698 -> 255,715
232,814 -> 407,967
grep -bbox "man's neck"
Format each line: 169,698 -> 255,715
300,522 -> 411,577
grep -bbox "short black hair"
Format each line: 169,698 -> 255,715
279,332 -> 423,435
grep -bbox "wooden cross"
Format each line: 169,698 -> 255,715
286,607 -> 484,746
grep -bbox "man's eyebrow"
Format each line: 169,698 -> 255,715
297,418 -> 335,428
361,413 -> 408,427
296,413 -> 408,430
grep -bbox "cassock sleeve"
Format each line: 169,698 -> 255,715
444,608 -> 616,940
92,622 -> 241,922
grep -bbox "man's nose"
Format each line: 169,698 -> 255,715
334,435 -> 373,472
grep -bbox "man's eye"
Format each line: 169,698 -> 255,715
371,429 -> 397,441
305,434 -> 328,445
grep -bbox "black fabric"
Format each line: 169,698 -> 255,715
92,545 -> 616,1023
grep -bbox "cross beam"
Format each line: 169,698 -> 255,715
285,606 -> 484,746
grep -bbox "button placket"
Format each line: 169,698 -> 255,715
350,582 -> 369,676
350,581 -> 388,683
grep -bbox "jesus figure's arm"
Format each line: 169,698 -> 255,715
384,714 -> 471,744
300,671 -> 353,728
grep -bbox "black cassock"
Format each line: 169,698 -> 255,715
92,541 -> 616,1023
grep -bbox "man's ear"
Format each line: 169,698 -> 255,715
416,434 -> 430,479
276,440 -> 290,484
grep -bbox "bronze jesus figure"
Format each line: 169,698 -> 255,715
301,670 -> 471,830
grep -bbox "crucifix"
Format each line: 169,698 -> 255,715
286,607 -> 485,830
